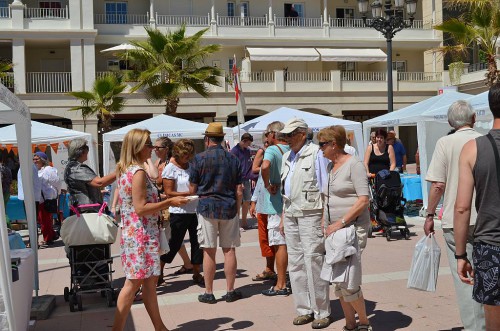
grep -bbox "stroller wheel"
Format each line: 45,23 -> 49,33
69,295 -> 76,312
386,230 -> 391,241
64,287 -> 70,302
404,229 -> 411,240
368,226 -> 373,238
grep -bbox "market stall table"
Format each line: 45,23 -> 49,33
8,232 -> 26,250
401,174 -> 423,201
6,195 -> 26,221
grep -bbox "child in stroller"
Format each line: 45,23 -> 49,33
368,170 -> 411,241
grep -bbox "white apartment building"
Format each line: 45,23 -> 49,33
0,0 -> 446,141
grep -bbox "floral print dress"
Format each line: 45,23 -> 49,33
118,165 -> 160,279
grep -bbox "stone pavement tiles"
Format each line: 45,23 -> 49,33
31,217 -> 464,331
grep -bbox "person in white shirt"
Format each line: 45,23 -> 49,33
33,151 -> 60,245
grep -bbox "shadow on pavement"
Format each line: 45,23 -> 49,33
175,317 -> 255,331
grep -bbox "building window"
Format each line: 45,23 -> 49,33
285,3 -> 304,18
105,2 -> 127,24
228,58 -> 235,71
227,2 -> 235,17
240,2 -> 249,17
338,62 -> 356,72
336,8 -> 354,19
392,61 -> 407,72
39,1 -> 62,9
107,60 -> 120,71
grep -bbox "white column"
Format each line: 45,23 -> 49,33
211,0 -> 216,24
10,1 -> 24,29
275,69 -> 285,92
69,0 -> 81,29
268,0 -> 274,24
83,39 -> 96,91
323,0 -> 328,25
70,39 -> 83,91
72,119 -> 99,146
81,0 -> 94,29
12,39 -> 26,94
149,0 -> 156,27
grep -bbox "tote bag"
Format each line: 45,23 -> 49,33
61,203 -> 118,246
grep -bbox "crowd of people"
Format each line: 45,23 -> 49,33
6,85 -> 500,331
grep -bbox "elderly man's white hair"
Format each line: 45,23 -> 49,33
447,100 -> 475,129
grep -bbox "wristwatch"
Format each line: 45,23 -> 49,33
341,219 -> 347,227
454,253 -> 468,260
426,213 -> 435,218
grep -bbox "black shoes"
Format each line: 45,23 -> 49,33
198,293 -> 216,304
221,290 -> 242,302
261,286 -> 291,296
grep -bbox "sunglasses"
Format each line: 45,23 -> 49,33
285,130 -> 300,138
145,142 -> 154,148
318,141 -> 333,148
264,131 -> 275,137
153,146 -> 166,150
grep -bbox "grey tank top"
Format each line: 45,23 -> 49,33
473,129 -> 500,245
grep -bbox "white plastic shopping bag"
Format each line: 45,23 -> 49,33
159,227 -> 170,255
407,233 -> 441,292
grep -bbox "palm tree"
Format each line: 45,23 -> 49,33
128,25 -> 222,116
434,0 -> 500,86
67,74 -> 126,132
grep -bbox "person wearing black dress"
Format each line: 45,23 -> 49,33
363,128 -> 396,176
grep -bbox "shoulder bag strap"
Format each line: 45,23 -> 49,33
486,133 -> 500,196
276,144 -> 284,155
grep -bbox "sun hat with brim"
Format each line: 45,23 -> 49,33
204,122 -> 226,137
280,117 -> 308,134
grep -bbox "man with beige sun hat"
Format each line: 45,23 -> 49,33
189,122 -> 244,304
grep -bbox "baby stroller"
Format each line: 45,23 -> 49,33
368,170 -> 410,241
60,203 -> 118,311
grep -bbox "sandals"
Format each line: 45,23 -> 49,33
357,324 -> 373,331
252,270 -> 277,281
174,266 -> 193,275
342,326 -> 357,331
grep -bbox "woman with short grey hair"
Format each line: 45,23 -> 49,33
64,138 -> 116,212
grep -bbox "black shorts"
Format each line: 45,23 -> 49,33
472,241 -> 500,306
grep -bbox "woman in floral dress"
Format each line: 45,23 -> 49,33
112,129 -> 188,331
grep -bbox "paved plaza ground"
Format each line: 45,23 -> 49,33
29,216 -> 464,331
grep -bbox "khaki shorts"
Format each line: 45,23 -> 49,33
197,214 -> 241,248
267,214 -> 286,246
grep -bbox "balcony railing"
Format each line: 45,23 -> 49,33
27,72 -> 71,93
286,71 -> 331,81
94,13 -> 148,24
275,16 -> 323,28
25,7 -> 68,19
0,7 -> 10,18
329,18 -> 426,29
157,15 -> 209,26
217,15 -> 267,27
342,71 -> 386,81
398,72 -> 442,81
467,62 -> 488,73
0,73 -> 14,89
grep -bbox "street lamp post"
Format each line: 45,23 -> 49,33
357,0 -> 418,113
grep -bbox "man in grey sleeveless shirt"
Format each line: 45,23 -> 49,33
455,84 -> 500,331
425,100 -> 485,330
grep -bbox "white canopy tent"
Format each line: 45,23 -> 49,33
234,107 -> 364,159
416,91 -> 493,207
0,121 -> 98,189
0,85 -> 36,331
102,115 -> 235,174
362,91 -> 472,207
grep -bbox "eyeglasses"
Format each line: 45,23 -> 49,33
318,141 -> 333,148
153,146 -> 166,151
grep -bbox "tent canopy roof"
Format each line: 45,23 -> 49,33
422,91 -> 491,122
238,107 -> 361,133
363,91 -> 471,128
103,114 -> 234,142
0,120 -> 92,144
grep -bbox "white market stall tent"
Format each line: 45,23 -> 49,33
0,121 -> 98,189
234,107 -> 365,159
102,115 -> 235,174
417,91 -> 493,207
362,91 -> 472,207
0,86 -> 36,331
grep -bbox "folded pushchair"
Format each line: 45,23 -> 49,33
368,170 -> 411,241
60,203 -> 118,312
